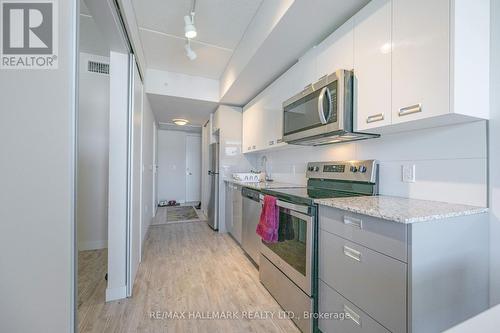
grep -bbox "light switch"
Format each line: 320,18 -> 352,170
402,164 -> 416,183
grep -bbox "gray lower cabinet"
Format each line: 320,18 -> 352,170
225,182 -> 243,244
231,184 -> 243,244
318,206 -> 489,333
225,182 -> 234,236
319,280 -> 390,333
320,231 -> 406,333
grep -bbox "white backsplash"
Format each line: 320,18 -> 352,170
254,121 -> 488,207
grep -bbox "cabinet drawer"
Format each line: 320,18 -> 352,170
320,230 -> 407,333
319,206 -> 407,262
319,280 -> 390,333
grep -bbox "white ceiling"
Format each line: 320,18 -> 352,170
147,93 -> 218,126
79,0 -> 109,57
132,0 -> 263,79
220,0 -> 371,105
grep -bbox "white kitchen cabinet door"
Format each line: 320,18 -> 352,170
242,106 -> 254,153
392,0 -> 450,124
242,101 -> 265,153
354,0 -> 392,131
263,74 -> 288,148
316,18 -> 354,80
298,47 -> 318,87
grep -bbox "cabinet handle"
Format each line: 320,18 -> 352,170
303,83 -> 313,94
317,74 -> 328,83
269,140 -> 275,146
343,245 -> 361,262
247,146 -> 251,151
344,305 -> 361,326
277,138 -> 283,144
344,216 -> 362,229
366,113 -> 384,123
252,145 -> 256,149
398,103 -> 422,117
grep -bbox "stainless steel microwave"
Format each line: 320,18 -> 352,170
282,69 -> 379,145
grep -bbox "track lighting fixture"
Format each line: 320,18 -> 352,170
185,40 -> 197,60
184,0 -> 197,39
184,15 -> 197,39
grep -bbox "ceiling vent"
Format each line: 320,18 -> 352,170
87,60 -> 109,75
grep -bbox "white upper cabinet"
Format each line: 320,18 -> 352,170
354,0 -> 392,131
316,18 -> 354,80
242,102 -> 260,153
392,0 -> 450,124
391,0 -> 489,126
242,0 -> 490,153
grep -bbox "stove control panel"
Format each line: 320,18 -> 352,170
306,160 -> 378,183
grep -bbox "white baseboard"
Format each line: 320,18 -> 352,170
78,240 -> 108,251
105,285 -> 127,302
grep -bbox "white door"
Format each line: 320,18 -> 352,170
185,135 -> 201,203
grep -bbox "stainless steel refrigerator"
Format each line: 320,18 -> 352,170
207,143 -> 219,230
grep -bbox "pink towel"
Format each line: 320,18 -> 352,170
256,195 -> 278,243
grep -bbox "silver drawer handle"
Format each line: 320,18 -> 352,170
277,138 -> 283,143
247,146 -> 251,150
252,145 -> 256,149
344,216 -> 362,229
366,113 -> 384,123
398,103 -> 422,117
344,304 -> 361,326
269,140 -> 275,146
343,245 -> 361,262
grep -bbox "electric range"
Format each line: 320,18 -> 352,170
258,160 -> 379,333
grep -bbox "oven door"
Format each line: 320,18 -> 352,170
260,200 -> 313,296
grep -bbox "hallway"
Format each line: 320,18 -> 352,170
78,219 -> 299,333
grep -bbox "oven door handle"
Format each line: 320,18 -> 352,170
276,200 -> 312,218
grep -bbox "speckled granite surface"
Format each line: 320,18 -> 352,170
315,196 -> 488,224
224,178 -> 305,191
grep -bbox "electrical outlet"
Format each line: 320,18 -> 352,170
402,164 -> 416,183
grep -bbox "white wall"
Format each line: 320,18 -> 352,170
0,1 -> 77,332
255,121 -> 487,207
141,93 -> 156,250
77,52 -> 109,251
489,0 -> 500,306
157,130 -> 202,203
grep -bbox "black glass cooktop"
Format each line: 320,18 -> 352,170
261,179 -> 376,206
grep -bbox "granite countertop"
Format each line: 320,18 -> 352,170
315,195 -> 488,224
224,178 -> 304,190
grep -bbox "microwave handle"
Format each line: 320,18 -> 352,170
317,86 -> 332,124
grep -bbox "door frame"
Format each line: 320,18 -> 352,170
152,122 -> 158,217
185,133 -> 202,204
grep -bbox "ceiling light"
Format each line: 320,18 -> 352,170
173,119 -> 189,126
184,40 -> 197,60
184,15 -> 197,39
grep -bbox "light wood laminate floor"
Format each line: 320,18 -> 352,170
78,216 -> 300,333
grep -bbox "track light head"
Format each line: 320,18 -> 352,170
184,41 -> 197,61
184,15 -> 197,39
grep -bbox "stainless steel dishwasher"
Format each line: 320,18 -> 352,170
241,187 -> 262,266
